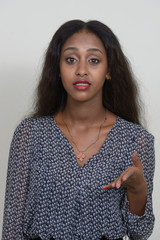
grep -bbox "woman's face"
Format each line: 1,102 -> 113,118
59,30 -> 110,104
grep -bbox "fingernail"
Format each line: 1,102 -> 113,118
103,186 -> 108,190
134,152 -> 137,158
123,176 -> 127,181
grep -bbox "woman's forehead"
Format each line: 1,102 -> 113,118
61,30 -> 105,53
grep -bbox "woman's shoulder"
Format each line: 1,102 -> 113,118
117,116 -> 154,140
14,116 -> 55,135
18,115 -> 54,126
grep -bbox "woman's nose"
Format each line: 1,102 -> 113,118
75,61 -> 88,77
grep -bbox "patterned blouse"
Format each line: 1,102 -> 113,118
2,116 -> 155,240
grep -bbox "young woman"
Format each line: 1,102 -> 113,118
2,20 -> 155,240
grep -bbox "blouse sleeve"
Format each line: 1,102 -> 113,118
2,120 -> 33,240
121,129 -> 155,240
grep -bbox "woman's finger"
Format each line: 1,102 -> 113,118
103,152 -> 143,190
103,178 -> 118,190
103,167 -> 133,190
132,152 -> 142,169
103,172 -> 126,190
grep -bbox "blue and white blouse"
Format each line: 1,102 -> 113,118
2,116 -> 155,240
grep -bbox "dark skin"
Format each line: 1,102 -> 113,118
103,152 -> 147,216
55,30 -> 147,217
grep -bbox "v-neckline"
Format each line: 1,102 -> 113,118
52,116 -> 120,168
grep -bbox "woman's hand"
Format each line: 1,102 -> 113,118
103,152 -> 146,193
103,152 -> 147,215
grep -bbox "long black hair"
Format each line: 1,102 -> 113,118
32,20 -> 142,124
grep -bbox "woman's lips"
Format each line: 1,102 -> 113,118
73,80 -> 91,90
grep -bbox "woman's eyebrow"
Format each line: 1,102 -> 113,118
63,47 -> 78,52
87,48 -> 103,54
63,47 -> 103,54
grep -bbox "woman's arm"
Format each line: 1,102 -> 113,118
2,120 -> 32,240
103,129 -> 155,239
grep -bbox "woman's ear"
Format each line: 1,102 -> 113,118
106,72 -> 111,81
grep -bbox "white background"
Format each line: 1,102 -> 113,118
0,0 -> 160,239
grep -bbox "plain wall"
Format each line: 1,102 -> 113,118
0,0 -> 160,239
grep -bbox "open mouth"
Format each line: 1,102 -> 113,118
75,83 -> 91,86
73,81 -> 91,90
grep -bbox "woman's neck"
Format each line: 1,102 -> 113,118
62,99 -> 106,127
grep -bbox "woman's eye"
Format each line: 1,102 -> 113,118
89,58 -> 100,64
65,57 -> 77,64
